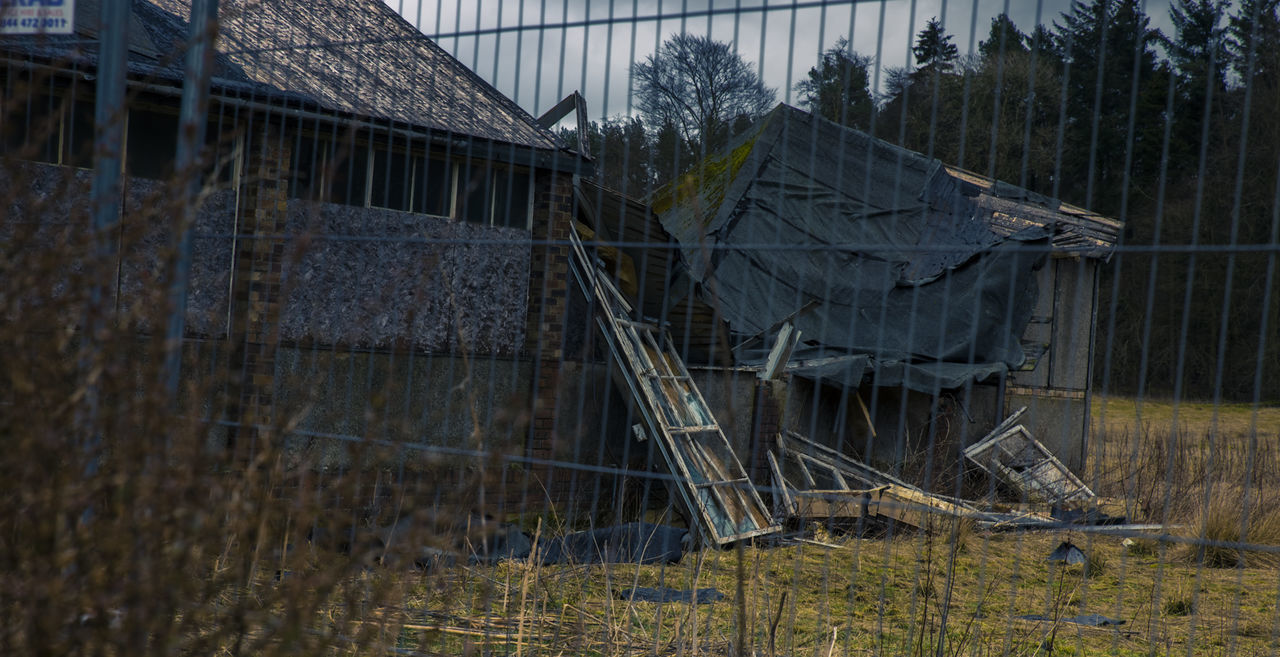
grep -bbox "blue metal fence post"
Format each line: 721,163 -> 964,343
83,0 -> 129,521
165,0 -> 221,397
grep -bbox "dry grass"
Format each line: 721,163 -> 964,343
1088,396 -> 1280,571
387,525 -> 1280,656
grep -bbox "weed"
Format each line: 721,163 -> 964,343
1164,597 -> 1194,617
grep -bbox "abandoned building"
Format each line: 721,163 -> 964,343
0,0 -> 603,504
2,0 -> 1120,534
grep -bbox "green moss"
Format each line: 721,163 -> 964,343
650,121 -> 768,224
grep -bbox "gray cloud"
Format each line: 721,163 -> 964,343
389,0 -> 1173,121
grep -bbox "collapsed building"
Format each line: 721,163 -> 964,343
574,105 -> 1121,540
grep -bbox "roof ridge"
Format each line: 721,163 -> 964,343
363,0 -> 568,152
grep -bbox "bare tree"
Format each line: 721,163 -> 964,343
632,34 -> 776,152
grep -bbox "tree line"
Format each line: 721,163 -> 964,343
566,0 -> 1279,402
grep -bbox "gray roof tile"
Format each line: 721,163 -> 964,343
3,0 -> 566,151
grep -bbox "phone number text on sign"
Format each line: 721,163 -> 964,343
0,0 -> 75,35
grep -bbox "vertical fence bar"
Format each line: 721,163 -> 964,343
82,0 -> 130,493
165,0 -> 221,396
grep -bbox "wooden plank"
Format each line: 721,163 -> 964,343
788,488 -> 882,520
793,494 -> 868,520
767,450 -> 795,516
877,485 -> 970,530
853,391 -> 877,439
759,322 -> 799,381
780,431 -> 978,511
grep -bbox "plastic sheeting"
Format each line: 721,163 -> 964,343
656,105 -> 1054,393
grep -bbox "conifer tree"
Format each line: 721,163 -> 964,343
913,17 -> 960,73
794,37 -> 875,128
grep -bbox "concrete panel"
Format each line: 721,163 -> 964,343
1050,258 -> 1095,390
1003,392 -> 1088,472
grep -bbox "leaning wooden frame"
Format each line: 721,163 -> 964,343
963,407 -> 1096,508
566,222 -> 778,546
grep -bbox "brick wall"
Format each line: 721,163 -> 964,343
225,124 -> 290,457
519,172 -> 575,510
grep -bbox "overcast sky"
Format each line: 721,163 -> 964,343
384,0 -> 1175,122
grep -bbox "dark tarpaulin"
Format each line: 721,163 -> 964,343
656,105 -> 1052,393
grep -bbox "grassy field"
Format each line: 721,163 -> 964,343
1092,396 -> 1280,438
390,524 -> 1279,655
361,397 -> 1280,655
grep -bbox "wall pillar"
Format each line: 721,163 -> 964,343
749,378 -> 786,485
518,172 -> 575,511
225,122 -> 290,457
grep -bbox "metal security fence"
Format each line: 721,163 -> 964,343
1,0 -> 1278,654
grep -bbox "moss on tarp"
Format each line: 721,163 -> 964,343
649,117 -> 770,223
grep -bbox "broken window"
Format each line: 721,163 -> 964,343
370,148 -> 455,217
493,168 -> 531,229
412,155 -> 453,217
370,146 -> 413,211
287,129 -> 526,228
2,92 -> 60,164
126,108 -> 179,179
0,90 -> 95,168
458,162 -> 531,229
289,133 -> 368,206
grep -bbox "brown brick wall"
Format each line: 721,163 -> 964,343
225,123 -> 290,456
516,172 -> 575,511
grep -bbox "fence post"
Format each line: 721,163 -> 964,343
165,0 -> 221,397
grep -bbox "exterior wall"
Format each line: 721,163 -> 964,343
270,347 -> 533,465
523,172 -> 576,507
279,201 -> 529,353
688,368 -> 758,457
122,178 -> 237,336
1006,256 -> 1100,471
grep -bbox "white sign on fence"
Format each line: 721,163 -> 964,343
0,0 -> 75,35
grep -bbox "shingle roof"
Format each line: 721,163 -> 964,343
2,0 -> 567,152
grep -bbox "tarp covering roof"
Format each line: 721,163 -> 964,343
652,105 -> 1120,393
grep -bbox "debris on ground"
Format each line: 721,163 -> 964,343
769,430 -> 1050,532
1047,541 -> 1088,565
568,225 -> 777,546
964,407 -> 1096,507
618,587 -> 725,604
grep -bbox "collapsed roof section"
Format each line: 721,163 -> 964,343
650,104 -> 1122,393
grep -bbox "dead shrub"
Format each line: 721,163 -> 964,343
1180,490 -> 1280,569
